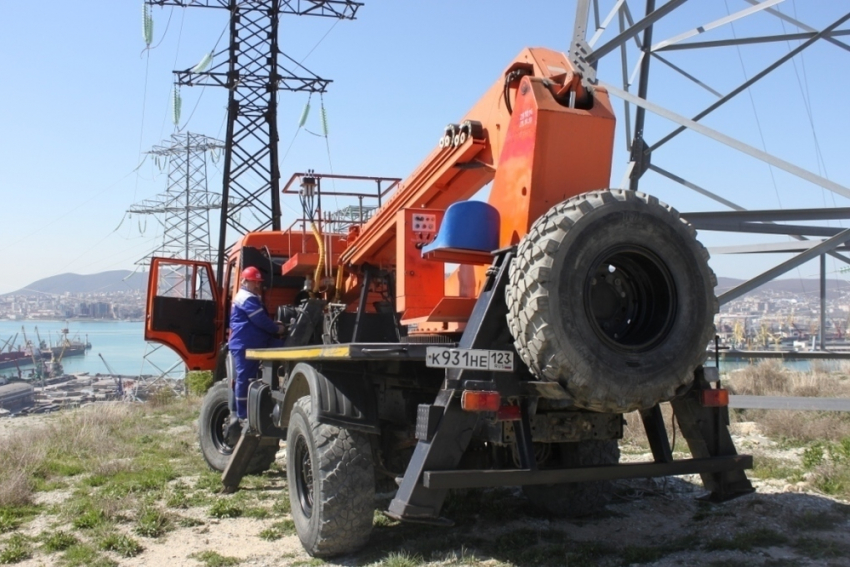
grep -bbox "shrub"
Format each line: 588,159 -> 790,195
186,371 -> 214,396
99,533 -> 143,557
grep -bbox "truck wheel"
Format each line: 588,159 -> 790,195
507,189 -> 717,413
523,440 -> 619,517
287,396 -> 375,557
198,381 -> 279,473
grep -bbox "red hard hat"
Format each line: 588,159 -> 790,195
241,266 -> 263,282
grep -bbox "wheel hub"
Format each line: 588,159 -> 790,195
584,245 -> 676,353
211,404 -> 234,455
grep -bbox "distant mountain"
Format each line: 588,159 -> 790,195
6,270 -> 149,296
716,277 -> 850,299
6,271 -> 850,299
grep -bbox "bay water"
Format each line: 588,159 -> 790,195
0,320 -> 182,377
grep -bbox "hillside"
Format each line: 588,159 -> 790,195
716,276 -> 850,299
5,270 -> 148,296
6,272 -> 850,299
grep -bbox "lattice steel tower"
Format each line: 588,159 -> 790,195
129,132 -> 225,265
145,0 -> 362,281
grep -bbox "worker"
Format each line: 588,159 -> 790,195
229,266 -> 285,425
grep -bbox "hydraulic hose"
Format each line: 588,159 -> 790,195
334,262 -> 344,303
310,221 -> 325,295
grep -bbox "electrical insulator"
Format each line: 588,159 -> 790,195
192,52 -> 214,73
298,102 -> 310,128
143,4 -> 154,47
172,87 -> 182,126
321,106 -> 329,137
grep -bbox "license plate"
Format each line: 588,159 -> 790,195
425,347 -> 514,372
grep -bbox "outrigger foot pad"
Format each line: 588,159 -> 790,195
221,432 -> 262,489
383,511 -> 455,527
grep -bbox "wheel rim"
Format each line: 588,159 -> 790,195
210,403 -> 234,456
293,434 -> 314,518
583,245 -> 676,353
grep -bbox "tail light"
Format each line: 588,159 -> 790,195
461,390 -> 501,412
700,388 -> 729,407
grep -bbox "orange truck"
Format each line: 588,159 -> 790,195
146,47 -> 752,557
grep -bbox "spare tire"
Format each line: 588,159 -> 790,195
506,190 -> 716,413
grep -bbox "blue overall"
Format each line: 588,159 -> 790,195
229,287 -> 280,420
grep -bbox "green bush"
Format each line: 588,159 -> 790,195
186,371 -> 214,396
99,533 -> 143,557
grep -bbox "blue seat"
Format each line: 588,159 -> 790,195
422,201 -> 500,260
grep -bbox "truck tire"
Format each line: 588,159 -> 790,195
198,380 -> 279,474
506,189 -> 717,413
287,396 -> 375,557
523,440 -> 619,517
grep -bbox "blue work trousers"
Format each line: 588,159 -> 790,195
231,348 -> 260,420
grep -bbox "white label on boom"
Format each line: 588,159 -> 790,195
425,347 -> 514,373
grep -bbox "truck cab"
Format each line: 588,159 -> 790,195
144,230 -> 338,374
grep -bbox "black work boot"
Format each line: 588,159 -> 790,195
223,415 -> 243,447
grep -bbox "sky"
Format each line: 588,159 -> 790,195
1,1 -> 849,294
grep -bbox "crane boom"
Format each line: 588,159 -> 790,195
340,47 -> 615,268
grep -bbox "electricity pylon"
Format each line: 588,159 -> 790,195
145,0 -> 362,282
127,132 -> 224,393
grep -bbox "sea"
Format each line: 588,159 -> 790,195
0,319 -> 182,378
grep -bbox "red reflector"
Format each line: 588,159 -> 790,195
461,390 -> 501,412
701,388 -> 729,407
497,405 -> 522,421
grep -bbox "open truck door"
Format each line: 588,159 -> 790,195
145,258 -> 224,371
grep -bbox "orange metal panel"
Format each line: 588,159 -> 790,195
281,252 -> 342,277
396,208 -> 445,321
488,77 -> 615,247
424,297 -> 477,322
422,247 -> 493,265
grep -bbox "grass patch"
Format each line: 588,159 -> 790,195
374,510 -> 397,528
705,528 -> 788,552
564,540 -> 616,567
209,499 -> 243,519
0,534 -> 32,564
751,456 -> 804,482
259,519 -> 296,540
62,543 -> 117,567
787,511 -> 846,532
271,494 -> 291,515
190,550 -> 241,566
72,506 -> 108,530
178,515 -> 205,528
99,533 -> 143,557
692,502 -> 736,523
0,398 -> 203,511
793,536 -> 850,559
195,471 -> 225,493
135,505 -> 172,538
621,537 -> 691,565
0,506 -> 38,534
101,466 -> 177,498
378,551 -> 424,566
800,437 -> 850,498
243,506 -> 270,519
40,530 -> 79,552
